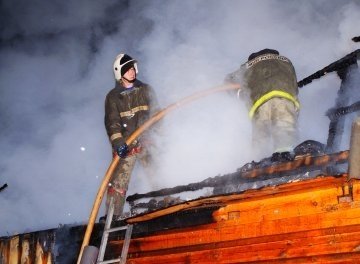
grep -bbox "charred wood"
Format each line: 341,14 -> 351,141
326,100 -> 360,121
297,49 -> 359,88
0,183 -> 8,193
126,174 -> 230,203
241,150 -> 348,179
129,196 -> 185,212
127,150 -> 349,203
353,36 -> 360,42
326,62 -> 359,152
109,206 -> 219,241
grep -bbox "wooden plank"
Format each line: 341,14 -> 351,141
112,225 -> 360,255
214,188 -> 360,225
112,207 -> 360,252
115,178 -> 360,253
9,236 -> 19,264
214,186 -> 343,222
141,207 -> 360,251
126,175 -> 350,224
107,176 -> 360,263
177,240 -> 359,263
126,253 -> 360,264
118,226 -> 360,263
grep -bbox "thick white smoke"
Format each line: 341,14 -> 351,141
0,0 -> 359,236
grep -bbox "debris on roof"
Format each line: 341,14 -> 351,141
0,183 -> 8,193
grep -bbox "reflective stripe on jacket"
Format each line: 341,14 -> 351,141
244,53 -> 299,118
104,80 -> 158,146
249,90 -> 300,118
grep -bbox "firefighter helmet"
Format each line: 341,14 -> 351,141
113,53 -> 138,81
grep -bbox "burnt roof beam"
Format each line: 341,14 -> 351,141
297,49 -> 359,88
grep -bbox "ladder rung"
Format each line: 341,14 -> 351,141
97,258 -> 121,264
104,225 -> 129,234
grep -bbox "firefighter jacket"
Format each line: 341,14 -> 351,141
104,80 -> 158,149
226,53 -> 299,118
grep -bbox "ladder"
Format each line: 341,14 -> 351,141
97,197 -> 133,264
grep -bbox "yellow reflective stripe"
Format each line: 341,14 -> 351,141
110,133 -> 123,142
120,105 -> 149,118
249,90 -> 300,118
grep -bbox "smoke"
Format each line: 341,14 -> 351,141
0,0 -> 359,236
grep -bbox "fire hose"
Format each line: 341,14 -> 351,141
76,83 -> 240,263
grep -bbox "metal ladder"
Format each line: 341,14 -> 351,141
97,198 -> 133,264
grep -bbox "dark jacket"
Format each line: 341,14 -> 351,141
104,80 -> 158,148
226,52 -> 299,117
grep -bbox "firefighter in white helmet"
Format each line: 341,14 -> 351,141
102,53 -> 159,222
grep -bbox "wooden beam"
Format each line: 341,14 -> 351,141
126,175 -> 350,224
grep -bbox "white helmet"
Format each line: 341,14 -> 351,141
113,53 -> 138,81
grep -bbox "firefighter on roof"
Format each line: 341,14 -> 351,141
226,49 -> 300,161
102,53 -> 159,222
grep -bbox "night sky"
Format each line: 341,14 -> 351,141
0,0 -> 359,236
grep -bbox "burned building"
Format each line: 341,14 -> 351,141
1,48 -> 360,263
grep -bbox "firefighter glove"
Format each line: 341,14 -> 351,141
113,137 -> 129,158
116,143 -> 129,158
